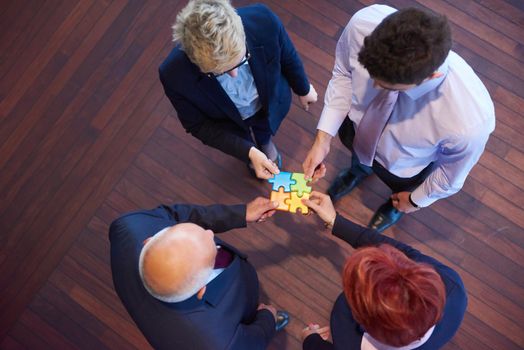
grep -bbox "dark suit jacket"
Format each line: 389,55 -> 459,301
109,203 -> 275,350
159,4 -> 310,162
303,215 -> 468,350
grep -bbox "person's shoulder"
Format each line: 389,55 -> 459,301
238,3 -> 280,31
109,208 -> 165,240
159,45 -> 196,83
349,4 -> 397,29
109,210 -> 145,235
238,3 -> 275,19
436,263 -> 467,299
441,52 -> 495,131
339,4 -> 397,46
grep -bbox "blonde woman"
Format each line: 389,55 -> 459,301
160,0 -> 317,179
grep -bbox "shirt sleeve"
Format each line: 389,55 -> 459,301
410,123 -> 493,207
317,22 -> 353,137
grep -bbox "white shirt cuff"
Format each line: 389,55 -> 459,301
410,186 -> 438,208
317,107 -> 348,137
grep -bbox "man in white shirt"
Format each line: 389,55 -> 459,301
303,5 -> 495,232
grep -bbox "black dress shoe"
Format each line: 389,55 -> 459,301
328,168 -> 364,202
275,311 -> 290,331
368,200 -> 404,232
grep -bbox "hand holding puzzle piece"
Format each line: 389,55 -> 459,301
268,172 -> 312,214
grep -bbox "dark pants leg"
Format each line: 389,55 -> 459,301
338,118 -> 374,177
338,117 -> 433,193
244,109 -> 272,146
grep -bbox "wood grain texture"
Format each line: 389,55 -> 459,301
0,1 -> 522,349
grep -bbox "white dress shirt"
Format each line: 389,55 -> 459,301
318,5 -> 495,207
361,326 -> 435,350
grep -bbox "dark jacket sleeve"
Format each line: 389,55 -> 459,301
227,309 -> 276,350
152,203 -> 247,233
159,73 -> 255,162
265,5 -> 310,96
303,334 -> 334,350
331,213 -> 423,259
112,203 -> 247,236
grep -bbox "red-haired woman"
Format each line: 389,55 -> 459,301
301,192 -> 467,350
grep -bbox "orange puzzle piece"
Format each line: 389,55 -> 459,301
270,187 -> 291,211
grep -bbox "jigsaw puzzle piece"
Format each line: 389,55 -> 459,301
268,171 -> 296,192
270,188 -> 291,211
284,191 -> 310,214
290,173 -> 312,197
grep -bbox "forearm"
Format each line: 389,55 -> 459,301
331,214 -> 422,259
190,121 -> 255,162
410,164 -> 467,208
303,334 -> 334,350
161,85 -> 255,162
411,127 -> 492,207
277,15 -> 310,96
228,309 -> 276,350
158,204 -> 247,233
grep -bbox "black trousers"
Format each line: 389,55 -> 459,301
243,108 -> 272,146
338,118 -> 433,193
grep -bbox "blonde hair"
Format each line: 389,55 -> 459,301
172,0 -> 246,73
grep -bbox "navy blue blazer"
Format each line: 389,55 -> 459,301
303,215 -> 468,350
159,4 -> 310,162
109,203 -> 275,350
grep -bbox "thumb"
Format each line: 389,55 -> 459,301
264,158 -> 280,175
303,160 -> 314,180
302,197 -> 320,212
266,200 -> 279,210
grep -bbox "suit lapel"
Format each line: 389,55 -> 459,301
248,43 -> 269,110
197,74 -> 246,130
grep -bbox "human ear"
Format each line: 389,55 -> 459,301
430,71 -> 443,79
196,286 -> 207,300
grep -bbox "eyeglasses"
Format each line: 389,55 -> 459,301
211,49 -> 251,77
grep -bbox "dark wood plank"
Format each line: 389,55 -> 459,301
1,1 -> 523,349
0,336 -> 25,350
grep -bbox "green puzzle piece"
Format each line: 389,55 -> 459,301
290,173 -> 312,197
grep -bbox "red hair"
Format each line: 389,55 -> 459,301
343,244 -> 445,347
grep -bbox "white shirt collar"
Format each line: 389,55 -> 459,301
404,58 -> 449,100
361,325 -> 435,350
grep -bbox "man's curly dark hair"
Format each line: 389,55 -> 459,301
358,8 -> 451,85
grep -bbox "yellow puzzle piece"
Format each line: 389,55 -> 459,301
284,191 -> 309,214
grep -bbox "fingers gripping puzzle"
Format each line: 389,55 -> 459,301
268,172 -> 312,214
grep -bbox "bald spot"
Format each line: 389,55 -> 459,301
141,225 -> 216,297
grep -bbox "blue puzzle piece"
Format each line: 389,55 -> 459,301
268,172 -> 296,192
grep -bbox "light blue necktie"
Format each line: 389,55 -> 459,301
352,90 -> 399,166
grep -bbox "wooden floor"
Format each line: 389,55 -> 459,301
0,0 -> 522,349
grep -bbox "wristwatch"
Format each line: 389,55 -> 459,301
408,193 -> 419,208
